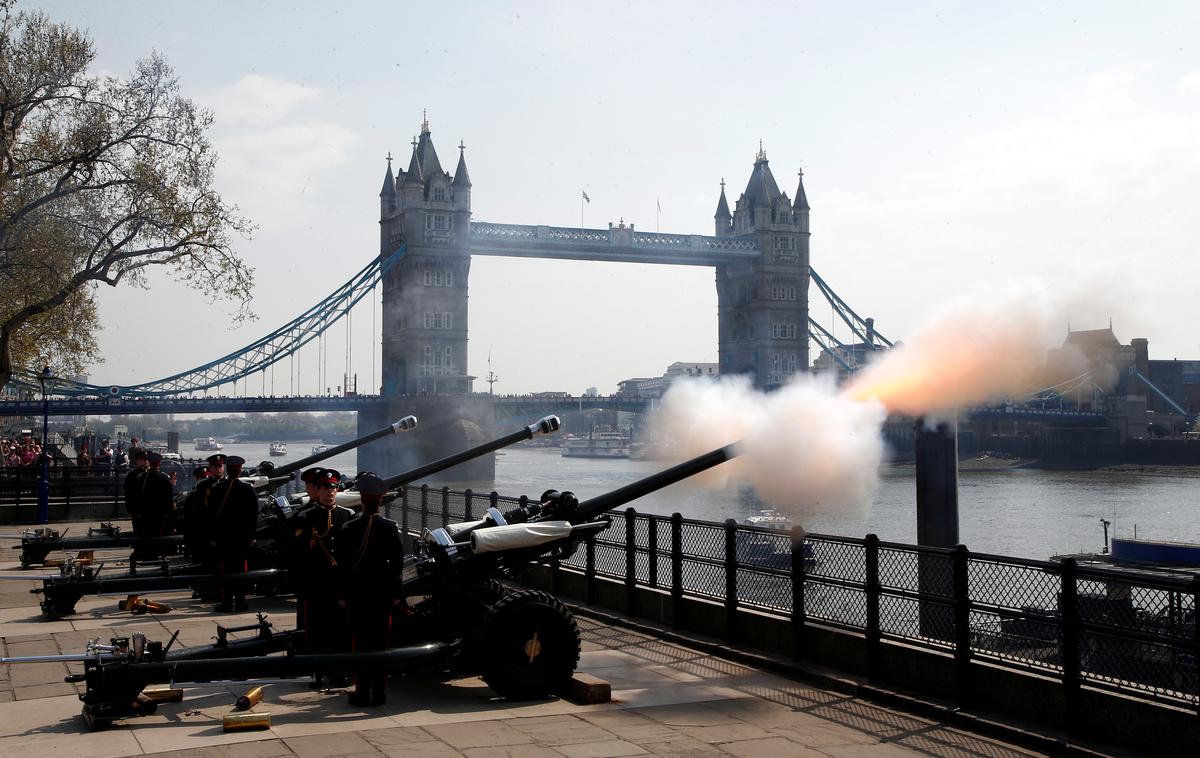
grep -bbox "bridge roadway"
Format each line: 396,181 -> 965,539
469,221 -> 761,266
0,392 -> 1107,427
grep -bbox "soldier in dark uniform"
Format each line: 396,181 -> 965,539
206,455 -> 258,612
124,449 -> 150,538
335,474 -> 404,706
289,467 -> 353,686
135,452 -> 176,560
183,454 -> 224,572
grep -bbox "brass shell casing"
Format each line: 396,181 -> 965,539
234,685 -> 265,711
222,711 -> 271,731
140,687 -> 184,703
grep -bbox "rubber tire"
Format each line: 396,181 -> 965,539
479,589 -> 580,700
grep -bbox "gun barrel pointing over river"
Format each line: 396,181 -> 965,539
269,416 -> 417,478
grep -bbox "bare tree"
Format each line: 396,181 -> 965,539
0,4 -> 254,385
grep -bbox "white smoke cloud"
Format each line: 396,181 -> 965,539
652,374 -> 887,516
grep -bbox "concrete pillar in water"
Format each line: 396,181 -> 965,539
357,396 -> 497,485
914,418 -> 959,641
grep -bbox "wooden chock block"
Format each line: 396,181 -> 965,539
567,672 -> 611,704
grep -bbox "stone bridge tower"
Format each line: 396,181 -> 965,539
360,116 -> 495,480
714,145 -> 810,388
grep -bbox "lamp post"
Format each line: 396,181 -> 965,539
37,365 -> 54,524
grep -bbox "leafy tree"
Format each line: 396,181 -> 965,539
0,3 -> 254,385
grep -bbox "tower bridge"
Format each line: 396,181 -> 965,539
3,115 -> 912,477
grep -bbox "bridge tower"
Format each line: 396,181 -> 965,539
361,116 -> 496,480
714,146 -> 810,388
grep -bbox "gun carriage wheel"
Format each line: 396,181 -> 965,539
479,589 -> 580,700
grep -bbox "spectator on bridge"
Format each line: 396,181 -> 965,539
77,442 -> 91,469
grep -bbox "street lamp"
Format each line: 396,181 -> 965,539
37,365 -> 54,524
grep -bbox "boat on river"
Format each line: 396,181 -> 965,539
561,431 -> 631,459
193,437 -> 223,451
311,443 -> 331,455
269,441 -> 288,457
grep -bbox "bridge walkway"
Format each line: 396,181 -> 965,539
0,521 -> 1127,758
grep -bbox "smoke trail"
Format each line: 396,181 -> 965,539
652,277 -> 1115,518
652,374 -> 887,511
843,279 -> 1062,416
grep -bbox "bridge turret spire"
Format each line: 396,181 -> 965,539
405,137 -> 423,185
714,178 -> 732,236
453,140 -> 471,188
793,167 -> 809,211
379,153 -> 397,199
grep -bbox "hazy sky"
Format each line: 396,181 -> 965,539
33,1 -> 1200,396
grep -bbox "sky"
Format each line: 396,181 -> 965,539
31,1 -> 1200,396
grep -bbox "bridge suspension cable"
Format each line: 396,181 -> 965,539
808,268 -> 893,348
11,246 -> 406,398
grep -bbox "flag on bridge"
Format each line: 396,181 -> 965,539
582,190 -> 590,203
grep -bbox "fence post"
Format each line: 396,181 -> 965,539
399,488 -> 409,536
625,508 -> 637,615
440,486 -> 450,528
112,467 -> 121,518
420,485 -> 429,532
1059,557 -> 1082,736
463,488 -> 473,521
791,526 -> 807,661
63,466 -> 71,513
865,533 -> 881,683
670,512 -> 684,630
585,534 -> 597,605
724,519 -> 738,643
1191,577 -> 1200,716
953,544 -> 972,707
647,517 -> 659,589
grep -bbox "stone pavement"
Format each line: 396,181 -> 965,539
0,525 -> 1091,758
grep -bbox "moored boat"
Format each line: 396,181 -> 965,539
193,437 -> 223,451
561,430 -> 631,459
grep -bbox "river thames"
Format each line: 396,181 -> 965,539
213,441 -> 1199,563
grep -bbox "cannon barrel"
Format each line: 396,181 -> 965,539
13,534 -> 182,552
380,415 -> 560,491
268,415 -> 417,478
572,444 -> 739,523
41,567 -> 284,596
88,642 -> 455,687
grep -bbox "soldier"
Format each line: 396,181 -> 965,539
183,454 -> 225,570
335,474 -> 404,706
289,467 -> 353,687
206,455 -> 258,612
136,452 -> 176,559
123,449 -> 150,537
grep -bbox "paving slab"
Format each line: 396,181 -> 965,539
0,541 -> 1088,758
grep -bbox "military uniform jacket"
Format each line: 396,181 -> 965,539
124,468 -> 147,517
288,503 -> 354,592
206,477 -> 259,552
334,513 -> 404,602
140,470 -> 176,521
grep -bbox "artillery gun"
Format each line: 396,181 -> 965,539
5,417 -> 418,569
15,442 -> 740,729
30,415 -> 564,618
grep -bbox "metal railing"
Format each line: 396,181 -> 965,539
388,484 -> 1200,720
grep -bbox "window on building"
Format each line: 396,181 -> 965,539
771,323 -> 797,339
433,186 -> 447,202
425,213 -> 450,231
